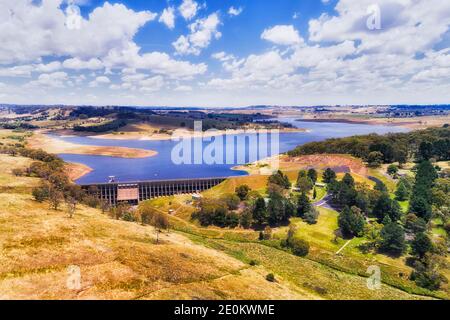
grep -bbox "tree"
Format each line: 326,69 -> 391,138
395,181 -> 409,201
411,233 -> 433,259
296,176 -> 313,193
48,187 -> 63,211
307,169 -> 318,185
387,164 -> 399,176
297,193 -> 311,217
151,212 -> 169,244
240,208 -> 253,229
409,196 -> 432,221
32,184 -> 49,202
367,151 -> 384,168
222,193 -> 240,210
419,142 -> 433,161
379,222 -> 406,256
304,207 -> 319,225
66,197 -> 77,219
253,197 -> 267,225
338,206 -> 366,238
373,193 -> 402,222
235,185 -> 251,201
269,170 -> 290,189
313,188 -> 317,200
342,173 -> 355,188
263,226 -> 272,240
405,214 -> 427,233
374,180 -> 388,193
322,168 -> 336,184
289,238 -> 310,257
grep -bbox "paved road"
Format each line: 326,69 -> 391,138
313,194 -> 333,209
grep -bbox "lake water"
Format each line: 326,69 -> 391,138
55,119 -> 408,184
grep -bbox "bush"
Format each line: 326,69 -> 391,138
304,207 -> 319,225
289,237 -> 310,257
235,185 -> 251,201
32,185 -> 49,202
266,273 -> 275,282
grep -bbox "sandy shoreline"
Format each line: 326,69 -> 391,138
295,115 -> 450,129
65,162 -> 93,181
27,132 -> 158,159
51,127 -> 308,141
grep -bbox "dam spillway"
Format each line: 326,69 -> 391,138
81,177 -> 227,205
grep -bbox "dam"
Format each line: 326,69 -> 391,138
81,177 -> 227,205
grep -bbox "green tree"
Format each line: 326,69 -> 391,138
379,222 -> 406,256
289,238 -> 310,257
411,233 -> 433,259
322,168 -> 336,184
367,151 -> 384,168
307,169 -> 318,185
239,208 -> 253,229
338,206 -> 366,238
269,170 -> 291,189
342,173 -> 355,188
387,164 -> 399,176
409,196 -> 432,221
395,181 -> 409,201
297,192 -> 311,217
253,197 -> 267,225
373,193 -> 402,222
235,185 -> 251,201
296,176 -> 313,193
304,207 -> 319,225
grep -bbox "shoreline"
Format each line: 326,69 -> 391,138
293,115 -> 450,129
50,127 -> 309,141
27,131 -> 158,159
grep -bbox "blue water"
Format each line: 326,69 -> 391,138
56,119 -> 408,184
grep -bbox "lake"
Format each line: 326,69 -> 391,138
55,119 -> 408,184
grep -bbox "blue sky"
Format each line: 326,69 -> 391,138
0,0 -> 449,107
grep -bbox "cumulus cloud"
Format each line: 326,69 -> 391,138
0,1 -> 157,64
28,72 -> 69,88
63,58 -> 103,70
89,75 -> 110,87
173,13 -> 222,55
228,7 -> 243,17
261,25 -> 303,46
179,0 -> 199,21
159,7 -> 175,29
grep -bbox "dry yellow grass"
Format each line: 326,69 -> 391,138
0,154 -> 309,300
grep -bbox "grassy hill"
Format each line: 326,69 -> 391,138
0,143 -> 447,299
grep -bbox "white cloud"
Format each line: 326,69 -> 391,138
174,85 -> 192,92
89,75 -> 110,87
63,58 -> 103,70
139,76 -> 165,92
28,72 -> 68,88
159,7 -> 175,29
179,0 -> 199,21
173,13 -> 221,55
0,1 -> 157,64
228,7 -> 243,17
261,25 -> 303,46
308,0 -> 450,55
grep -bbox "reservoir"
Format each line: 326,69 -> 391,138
55,119 -> 408,184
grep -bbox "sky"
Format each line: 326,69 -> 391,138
0,0 -> 449,107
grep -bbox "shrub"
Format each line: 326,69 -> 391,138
32,185 -> 49,202
266,273 -> 275,282
289,238 -> 310,257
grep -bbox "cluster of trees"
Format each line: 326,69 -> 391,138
73,119 -> 128,133
288,126 -> 450,166
194,170 -> 322,231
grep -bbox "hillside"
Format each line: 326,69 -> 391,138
0,152 -> 442,300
